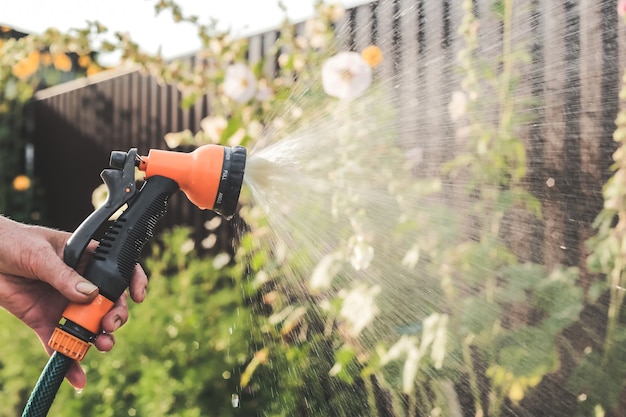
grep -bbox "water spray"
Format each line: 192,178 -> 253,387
21,144 -> 247,417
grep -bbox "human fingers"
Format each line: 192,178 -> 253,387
94,332 -> 116,352
101,292 -> 128,334
65,361 -> 87,390
70,238 -> 146,304
95,294 -> 124,352
24,242 -> 99,304
128,264 -> 148,303
0,221 -> 90,303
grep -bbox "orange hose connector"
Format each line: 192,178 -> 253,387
48,294 -> 115,361
48,328 -> 91,361
63,294 -> 115,334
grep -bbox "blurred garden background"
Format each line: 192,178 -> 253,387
3,1 -> 626,416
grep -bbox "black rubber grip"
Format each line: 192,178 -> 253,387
82,176 -> 179,301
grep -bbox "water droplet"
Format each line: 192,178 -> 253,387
231,393 -> 240,408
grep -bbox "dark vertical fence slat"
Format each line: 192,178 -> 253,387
422,1 -> 449,176
503,0 -> 541,264
621,0 -> 626,76
354,4 -> 373,52
334,6 -> 351,51
112,77 -> 122,147
541,1 -> 569,270
375,0 -> 396,82
133,74 -> 142,149
249,34 -> 262,65
397,0 -> 420,152
123,75 -> 133,151
562,0 -> 583,270
102,79 -> 114,150
150,76 -> 161,151
263,31 -> 278,79
139,73 -> 150,151
578,0 -> 609,288
449,1 -> 465,157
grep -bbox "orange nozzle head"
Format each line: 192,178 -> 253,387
138,145 -> 246,218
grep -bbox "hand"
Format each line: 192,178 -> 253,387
0,216 -> 148,389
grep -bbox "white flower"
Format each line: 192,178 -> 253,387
247,120 -> 264,140
255,79 -> 273,101
322,51 -> 372,101
293,54 -> 306,72
201,234 -> 217,249
322,3 -> 346,22
227,128 -> 246,146
309,252 -> 342,291
179,239 -> 195,254
309,33 -> 327,49
402,244 -> 420,269
205,216 -> 222,230
340,284 -> 381,337
164,129 -> 193,149
200,116 -> 228,143
278,53 -> 290,69
91,184 -> 126,220
213,252 -> 231,269
348,235 -> 374,271
223,63 -> 257,103
448,90 -> 467,121
305,18 -> 328,49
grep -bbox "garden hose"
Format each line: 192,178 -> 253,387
21,352 -> 72,417
21,145 -> 247,417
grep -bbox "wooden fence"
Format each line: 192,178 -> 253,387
32,0 -> 623,272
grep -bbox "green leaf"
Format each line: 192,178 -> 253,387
460,296 -> 501,335
491,1 -> 505,19
533,267 -> 584,332
587,280 -> 608,304
220,115 -> 242,144
496,327 -> 559,378
498,263 -> 545,302
180,91 -> 198,109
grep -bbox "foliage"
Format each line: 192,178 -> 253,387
155,0 -> 591,416
50,227 -> 266,417
579,6 -> 626,414
0,26 -> 106,223
229,0 -> 586,415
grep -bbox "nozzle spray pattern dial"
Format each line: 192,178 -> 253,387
213,145 -> 247,219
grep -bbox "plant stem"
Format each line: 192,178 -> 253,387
462,334 -> 484,417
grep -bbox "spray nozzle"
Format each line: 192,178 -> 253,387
138,144 -> 247,218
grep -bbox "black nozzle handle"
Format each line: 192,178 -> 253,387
82,176 -> 179,301
64,149 -> 139,269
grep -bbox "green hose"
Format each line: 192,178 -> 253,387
21,351 -> 73,417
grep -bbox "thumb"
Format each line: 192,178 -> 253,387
66,361 -> 87,390
31,249 -> 99,303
